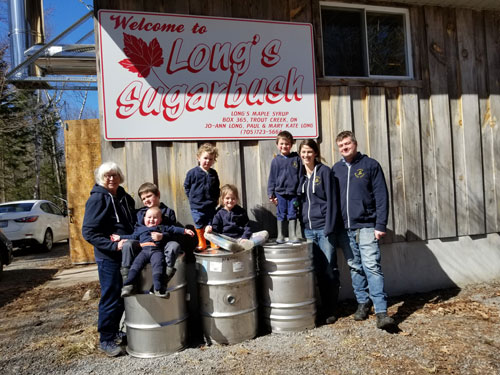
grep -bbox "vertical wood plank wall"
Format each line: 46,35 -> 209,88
93,0 -> 500,243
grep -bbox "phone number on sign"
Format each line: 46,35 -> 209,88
240,129 -> 283,135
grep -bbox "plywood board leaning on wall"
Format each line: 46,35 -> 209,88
65,119 -> 101,264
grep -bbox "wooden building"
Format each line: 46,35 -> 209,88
81,0 -> 500,294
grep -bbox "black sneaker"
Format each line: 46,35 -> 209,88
353,302 -> 372,321
376,312 -> 395,329
99,340 -> 122,357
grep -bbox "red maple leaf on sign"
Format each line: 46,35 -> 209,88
118,33 -> 164,78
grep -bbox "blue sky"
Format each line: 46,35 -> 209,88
2,0 -> 99,119
43,0 -> 98,119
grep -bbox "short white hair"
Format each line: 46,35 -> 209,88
94,161 -> 125,186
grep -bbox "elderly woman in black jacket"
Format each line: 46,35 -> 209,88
82,161 -> 136,357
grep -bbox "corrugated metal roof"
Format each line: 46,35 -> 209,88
370,0 -> 500,11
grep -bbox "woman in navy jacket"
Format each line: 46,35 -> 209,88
298,139 -> 339,325
82,162 -> 136,357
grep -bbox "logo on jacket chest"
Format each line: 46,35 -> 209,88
314,176 -> 321,185
354,169 -> 365,178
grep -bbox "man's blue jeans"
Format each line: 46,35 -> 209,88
304,228 -> 340,316
336,227 -> 388,313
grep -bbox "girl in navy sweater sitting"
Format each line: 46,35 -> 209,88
205,184 -> 252,244
206,184 -> 269,251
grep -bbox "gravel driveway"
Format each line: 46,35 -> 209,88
0,244 -> 499,374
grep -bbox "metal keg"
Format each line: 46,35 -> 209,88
195,248 -> 258,345
258,241 -> 316,333
124,253 -> 188,358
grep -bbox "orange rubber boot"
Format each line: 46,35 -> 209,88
195,228 -> 207,250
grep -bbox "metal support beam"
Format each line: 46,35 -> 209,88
14,76 -> 97,83
6,10 -> 93,80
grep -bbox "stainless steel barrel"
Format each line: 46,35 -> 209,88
258,241 -> 316,333
195,248 -> 258,345
124,253 -> 188,358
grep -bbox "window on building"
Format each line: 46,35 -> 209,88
320,2 -> 412,78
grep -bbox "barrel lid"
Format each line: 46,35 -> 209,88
194,248 -> 236,257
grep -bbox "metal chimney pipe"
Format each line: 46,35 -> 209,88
8,0 -> 30,78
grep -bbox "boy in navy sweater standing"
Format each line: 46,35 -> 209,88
267,131 -> 301,243
184,143 -> 220,250
332,131 -> 395,329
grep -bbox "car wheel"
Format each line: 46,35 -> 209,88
41,229 -> 53,252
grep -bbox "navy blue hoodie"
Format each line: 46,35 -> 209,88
332,152 -> 389,232
136,203 -> 176,226
82,184 -> 136,261
136,203 -> 184,238
298,162 -> 337,236
211,205 -> 252,239
184,166 -> 220,211
121,225 -> 167,249
267,152 -> 301,198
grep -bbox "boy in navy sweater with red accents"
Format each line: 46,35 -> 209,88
267,131 -> 301,243
120,182 -> 194,286
113,207 -> 192,298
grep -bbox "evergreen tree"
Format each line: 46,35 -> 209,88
0,46 -> 66,206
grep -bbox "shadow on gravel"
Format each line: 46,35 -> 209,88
0,242 -> 69,308
333,285 -> 462,334
0,268 -> 59,308
388,286 -> 461,326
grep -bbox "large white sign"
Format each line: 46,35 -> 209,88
97,10 -> 318,141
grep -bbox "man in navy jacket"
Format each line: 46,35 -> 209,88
332,131 -> 395,329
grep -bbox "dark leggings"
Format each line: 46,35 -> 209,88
124,247 -> 164,291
